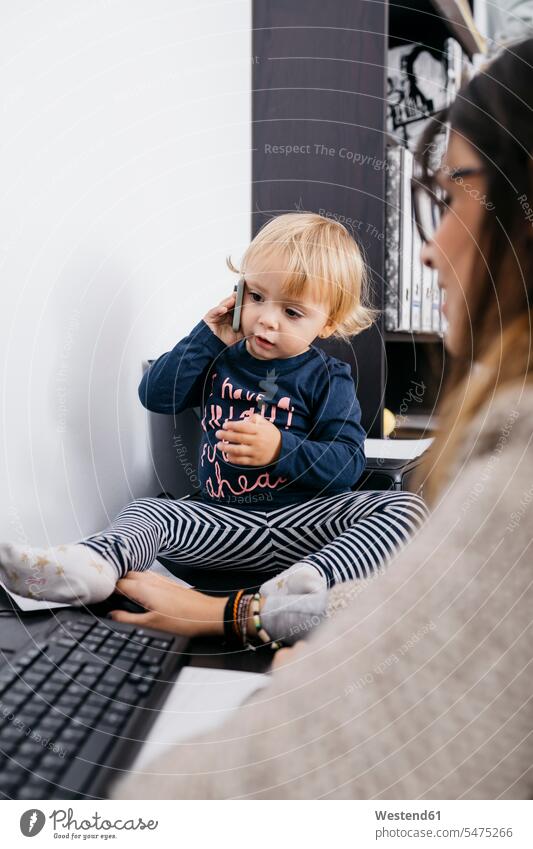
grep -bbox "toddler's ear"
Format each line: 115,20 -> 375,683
318,321 -> 336,339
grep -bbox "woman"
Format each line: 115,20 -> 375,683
112,38 -> 533,799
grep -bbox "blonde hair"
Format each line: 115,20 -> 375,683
226,212 -> 375,339
417,314 -> 533,506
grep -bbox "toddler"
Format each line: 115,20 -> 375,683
0,213 -> 427,604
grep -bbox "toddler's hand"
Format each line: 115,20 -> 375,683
203,292 -> 244,346
215,413 -> 282,466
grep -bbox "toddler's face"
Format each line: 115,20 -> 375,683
240,252 -> 334,360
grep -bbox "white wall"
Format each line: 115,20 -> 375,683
0,0 -> 251,546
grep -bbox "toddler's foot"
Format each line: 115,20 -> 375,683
260,562 -> 327,598
0,542 -> 117,604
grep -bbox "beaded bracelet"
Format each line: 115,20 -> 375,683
237,593 -> 253,647
250,592 -> 282,651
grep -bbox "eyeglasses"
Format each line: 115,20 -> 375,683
411,167 -> 486,243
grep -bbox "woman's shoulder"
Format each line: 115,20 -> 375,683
461,380 -> 533,460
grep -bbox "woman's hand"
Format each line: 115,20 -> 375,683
215,413 -> 282,466
203,291 -> 244,347
270,640 -> 310,671
109,572 -> 226,638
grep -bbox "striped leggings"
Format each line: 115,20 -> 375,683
80,490 -> 428,589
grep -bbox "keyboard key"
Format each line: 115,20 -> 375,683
19,701 -> 46,723
34,756 -> 64,783
57,728 -> 114,796
0,765 -> 27,795
56,724 -> 86,742
151,638 -> 172,650
64,622 -> 92,637
143,664 -> 163,677
82,641 -> 102,653
16,780 -> 49,799
40,681 -> 66,698
60,661 -> 83,678
43,645 -> 72,666
56,639 -> 79,651
22,671 -> 47,688
114,682 -> 141,706
98,646 -> 118,659
138,648 -> 165,666
35,715 -> 65,736
96,682 -> 118,699
99,708 -> 130,729
77,704 -> 102,722
69,650 -> 91,665
24,643 -> 48,659
135,682 -> 154,696
14,742 -> 41,768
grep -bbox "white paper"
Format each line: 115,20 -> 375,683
0,582 -> 72,612
364,437 -> 433,461
131,666 -> 271,771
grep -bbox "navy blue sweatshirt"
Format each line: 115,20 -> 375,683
139,320 -> 366,510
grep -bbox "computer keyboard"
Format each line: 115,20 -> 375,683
0,613 -> 188,799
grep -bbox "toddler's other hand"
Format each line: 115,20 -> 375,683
203,292 -> 244,346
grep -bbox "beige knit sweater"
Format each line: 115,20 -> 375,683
113,382 -> 533,799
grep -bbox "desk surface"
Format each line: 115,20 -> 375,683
188,636 -> 273,674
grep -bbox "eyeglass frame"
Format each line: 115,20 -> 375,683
411,166 -> 486,244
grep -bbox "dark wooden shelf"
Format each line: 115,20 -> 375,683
252,0 -> 462,437
389,0 -> 485,59
385,331 -> 444,343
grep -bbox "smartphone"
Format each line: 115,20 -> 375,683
232,276 -> 245,332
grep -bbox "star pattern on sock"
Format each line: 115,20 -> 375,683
0,541 -> 115,604
276,578 -> 285,590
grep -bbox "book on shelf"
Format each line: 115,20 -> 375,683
385,148 -> 444,335
411,221 -> 423,331
421,253 -> 433,332
385,146 -> 402,332
384,36 -> 468,337
385,145 -> 417,333
431,269 -> 442,333
399,146 -> 413,331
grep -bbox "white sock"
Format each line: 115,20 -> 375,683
0,542 -> 118,604
260,562 -> 327,598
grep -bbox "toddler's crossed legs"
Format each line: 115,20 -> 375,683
0,490 -> 428,605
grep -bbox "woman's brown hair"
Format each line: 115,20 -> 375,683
415,37 -> 533,505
